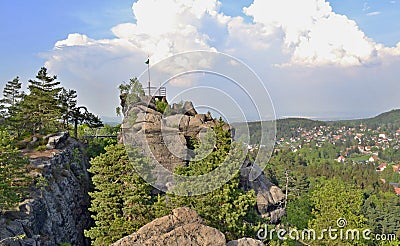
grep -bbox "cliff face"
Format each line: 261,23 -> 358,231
0,137 -> 92,246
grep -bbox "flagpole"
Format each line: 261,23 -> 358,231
147,56 -> 151,96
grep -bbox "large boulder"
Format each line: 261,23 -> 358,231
46,132 -> 69,150
112,207 -> 226,246
227,238 -> 265,246
183,101 -> 197,116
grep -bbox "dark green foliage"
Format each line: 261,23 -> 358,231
86,121 -> 265,243
59,88 -> 77,128
22,67 -> 62,135
0,77 -> 24,115
0,131 -> 30,211
0,67 -> 103,140
85,144 -> 155,245
0,77 -> 25,135
80,124 -> 119,159
233,118 -> 325,144
332,109 -> 400,130
69,106 -> 103,138
155,100 -> 170,114
171,123 -> 265,240
283,194 -> 314,230
362,192 -> 400,236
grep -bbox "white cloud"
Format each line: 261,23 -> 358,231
54,33 -> 93,48
244,0 -> 379,66
44,0 -> 400,118
366,11 -> 381,16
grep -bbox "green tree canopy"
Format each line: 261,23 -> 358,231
22,67 -> 62,134
0,131 -> 29,211
85,144 -> 155,245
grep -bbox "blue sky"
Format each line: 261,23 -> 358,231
1,0 -> 399,120
0,0 -> 135,82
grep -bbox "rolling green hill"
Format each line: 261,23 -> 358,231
232,109 -> 400,143
329,109 -> 400,129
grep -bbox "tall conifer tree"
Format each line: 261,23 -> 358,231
23,67 -> 62,134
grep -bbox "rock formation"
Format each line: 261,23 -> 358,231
0,137 -> 92,246
121,95 -> 286,222
240,160 -> 286,223
113,207 -> 265,246
121,96 -> 230,174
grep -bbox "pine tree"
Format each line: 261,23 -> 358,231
85,144 -> 155,245
0,77 -> 24,134
362,192 -> 400,237
170,123 -> 264,240
59,88 -> 77,129
1,77 -> 23,110
0,131 -> 30,211
23,67 -> 62,134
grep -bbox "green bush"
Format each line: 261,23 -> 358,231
155,100 -> 170,115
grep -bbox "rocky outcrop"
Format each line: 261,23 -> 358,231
112,207 -> 226,246
45,132 -> 69,150
113,207 -> 266,246
121,95 -> 285,222
0,137 -> 92,246
121,96 -> 230,172
240,160 -> 286,223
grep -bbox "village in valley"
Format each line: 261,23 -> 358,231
273,120 -> 400,195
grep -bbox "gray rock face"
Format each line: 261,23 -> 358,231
121,98 -> 229,173
112,207 -> 226,246
0,138 -> 92,246
183,101 -> 197,116
240,161 -> 286,223
46,132 -> 69,150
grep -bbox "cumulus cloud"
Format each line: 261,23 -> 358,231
44,0 -> 400,117
110,0 -> 220,62
244,0 -> 380,66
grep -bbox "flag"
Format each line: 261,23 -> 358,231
145,58 -> 149,65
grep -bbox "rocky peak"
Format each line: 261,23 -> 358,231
121,96 -> 231,172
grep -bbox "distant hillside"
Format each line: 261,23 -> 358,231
232,109 -> 400,143
233,118 -> 325,144
101,116 -> 122,126
276,118 -> 326,137
329,109 -> 400,129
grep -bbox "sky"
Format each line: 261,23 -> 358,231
1,0 -> 400,121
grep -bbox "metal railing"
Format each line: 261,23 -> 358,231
145,86 -> 166,97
